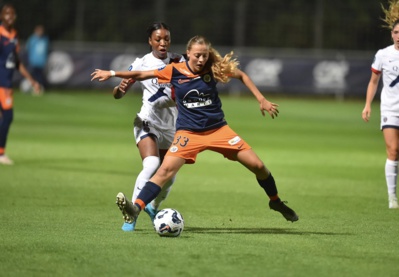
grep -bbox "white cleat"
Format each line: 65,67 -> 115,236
389,194 -> 399,209
0,155 -> 14,165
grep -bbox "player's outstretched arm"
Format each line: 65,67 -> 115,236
91,69 -> 156,82
232,69 -> 279,119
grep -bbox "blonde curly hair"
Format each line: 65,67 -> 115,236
382,0 -> 399,29
186,35 -> 239,83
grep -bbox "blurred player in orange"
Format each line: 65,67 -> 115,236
0,3 -> 40,165
112,22 -> 185,231
362,0 -> 399,209
92,35 -> 299,225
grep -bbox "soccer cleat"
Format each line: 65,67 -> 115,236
269,200 -> 299,222
0,155 -> 13,165
115,192 -> 140,224
121,221 -> 136,232
144,203 -> 157,222
388,194 -> 399,209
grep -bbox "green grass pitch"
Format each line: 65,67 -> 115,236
1,90 -> 398,277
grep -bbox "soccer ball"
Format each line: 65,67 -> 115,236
153,208 -> 184,237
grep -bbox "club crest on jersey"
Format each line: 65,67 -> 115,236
228,136 -> 241,145
203,74 -> 211,83
170,146 -> 178,153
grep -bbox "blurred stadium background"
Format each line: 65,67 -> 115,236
4,0 -> 391,98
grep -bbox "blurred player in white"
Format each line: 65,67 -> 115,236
112,22 -> 184,231
362,0 -> 399,209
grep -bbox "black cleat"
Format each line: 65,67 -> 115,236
269,200 -> 299,222
116,192 -> 140,224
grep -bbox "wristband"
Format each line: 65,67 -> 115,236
110,70 -> 116,77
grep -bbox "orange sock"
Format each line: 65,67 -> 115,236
269,195 -> 280,201
134,199 -> 146,210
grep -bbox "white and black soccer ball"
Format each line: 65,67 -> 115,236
153,208 -> 184,237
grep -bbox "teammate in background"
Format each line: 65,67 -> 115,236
26,24 -> 49,91
112,22 -> 184,231
0,3 -> 41,165
362,0 -> 399,209
91,35 -> 299,225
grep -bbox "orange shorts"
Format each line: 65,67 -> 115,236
0,87 -> 13,110
166,125 -> 252,164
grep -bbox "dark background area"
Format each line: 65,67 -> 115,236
0,0 -> 392,51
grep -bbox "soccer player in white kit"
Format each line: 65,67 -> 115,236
112,22 -> 184,231
362,0 -> 399,209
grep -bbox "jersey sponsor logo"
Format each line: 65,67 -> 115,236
178,79 -> 190,84
158,65 -> 166,71
170,146 -> 178,153
228,136 -> 241,146
182,90 -> 212,109
184,100 -> 212,108
128,65 -> 133,71
151,78 -> 172,88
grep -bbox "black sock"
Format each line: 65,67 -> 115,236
257,173 -> 280,201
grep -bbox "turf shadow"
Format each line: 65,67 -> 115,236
184,227 -> 350,236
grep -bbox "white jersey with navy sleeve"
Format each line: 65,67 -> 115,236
372,45 -> 399,116
129,52 -> 184,128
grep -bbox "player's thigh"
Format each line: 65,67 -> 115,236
383,128 -> 399,153
151,156 -> 185,186
137,136 -> 159,160
158,128 -> 175,150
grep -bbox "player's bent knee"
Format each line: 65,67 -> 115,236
142,156 -> 161,174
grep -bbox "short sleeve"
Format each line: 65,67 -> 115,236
371,50 -> 382,74
128,57 -> 142,71
154,64 -> 174,83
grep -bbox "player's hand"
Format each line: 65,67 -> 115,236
260,98 -> 279,119
118,78 -> 133,93
362,106 -> 371,122
91,69 -> 111,81
32,81 -> 42,96
113,78 -> 134,99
